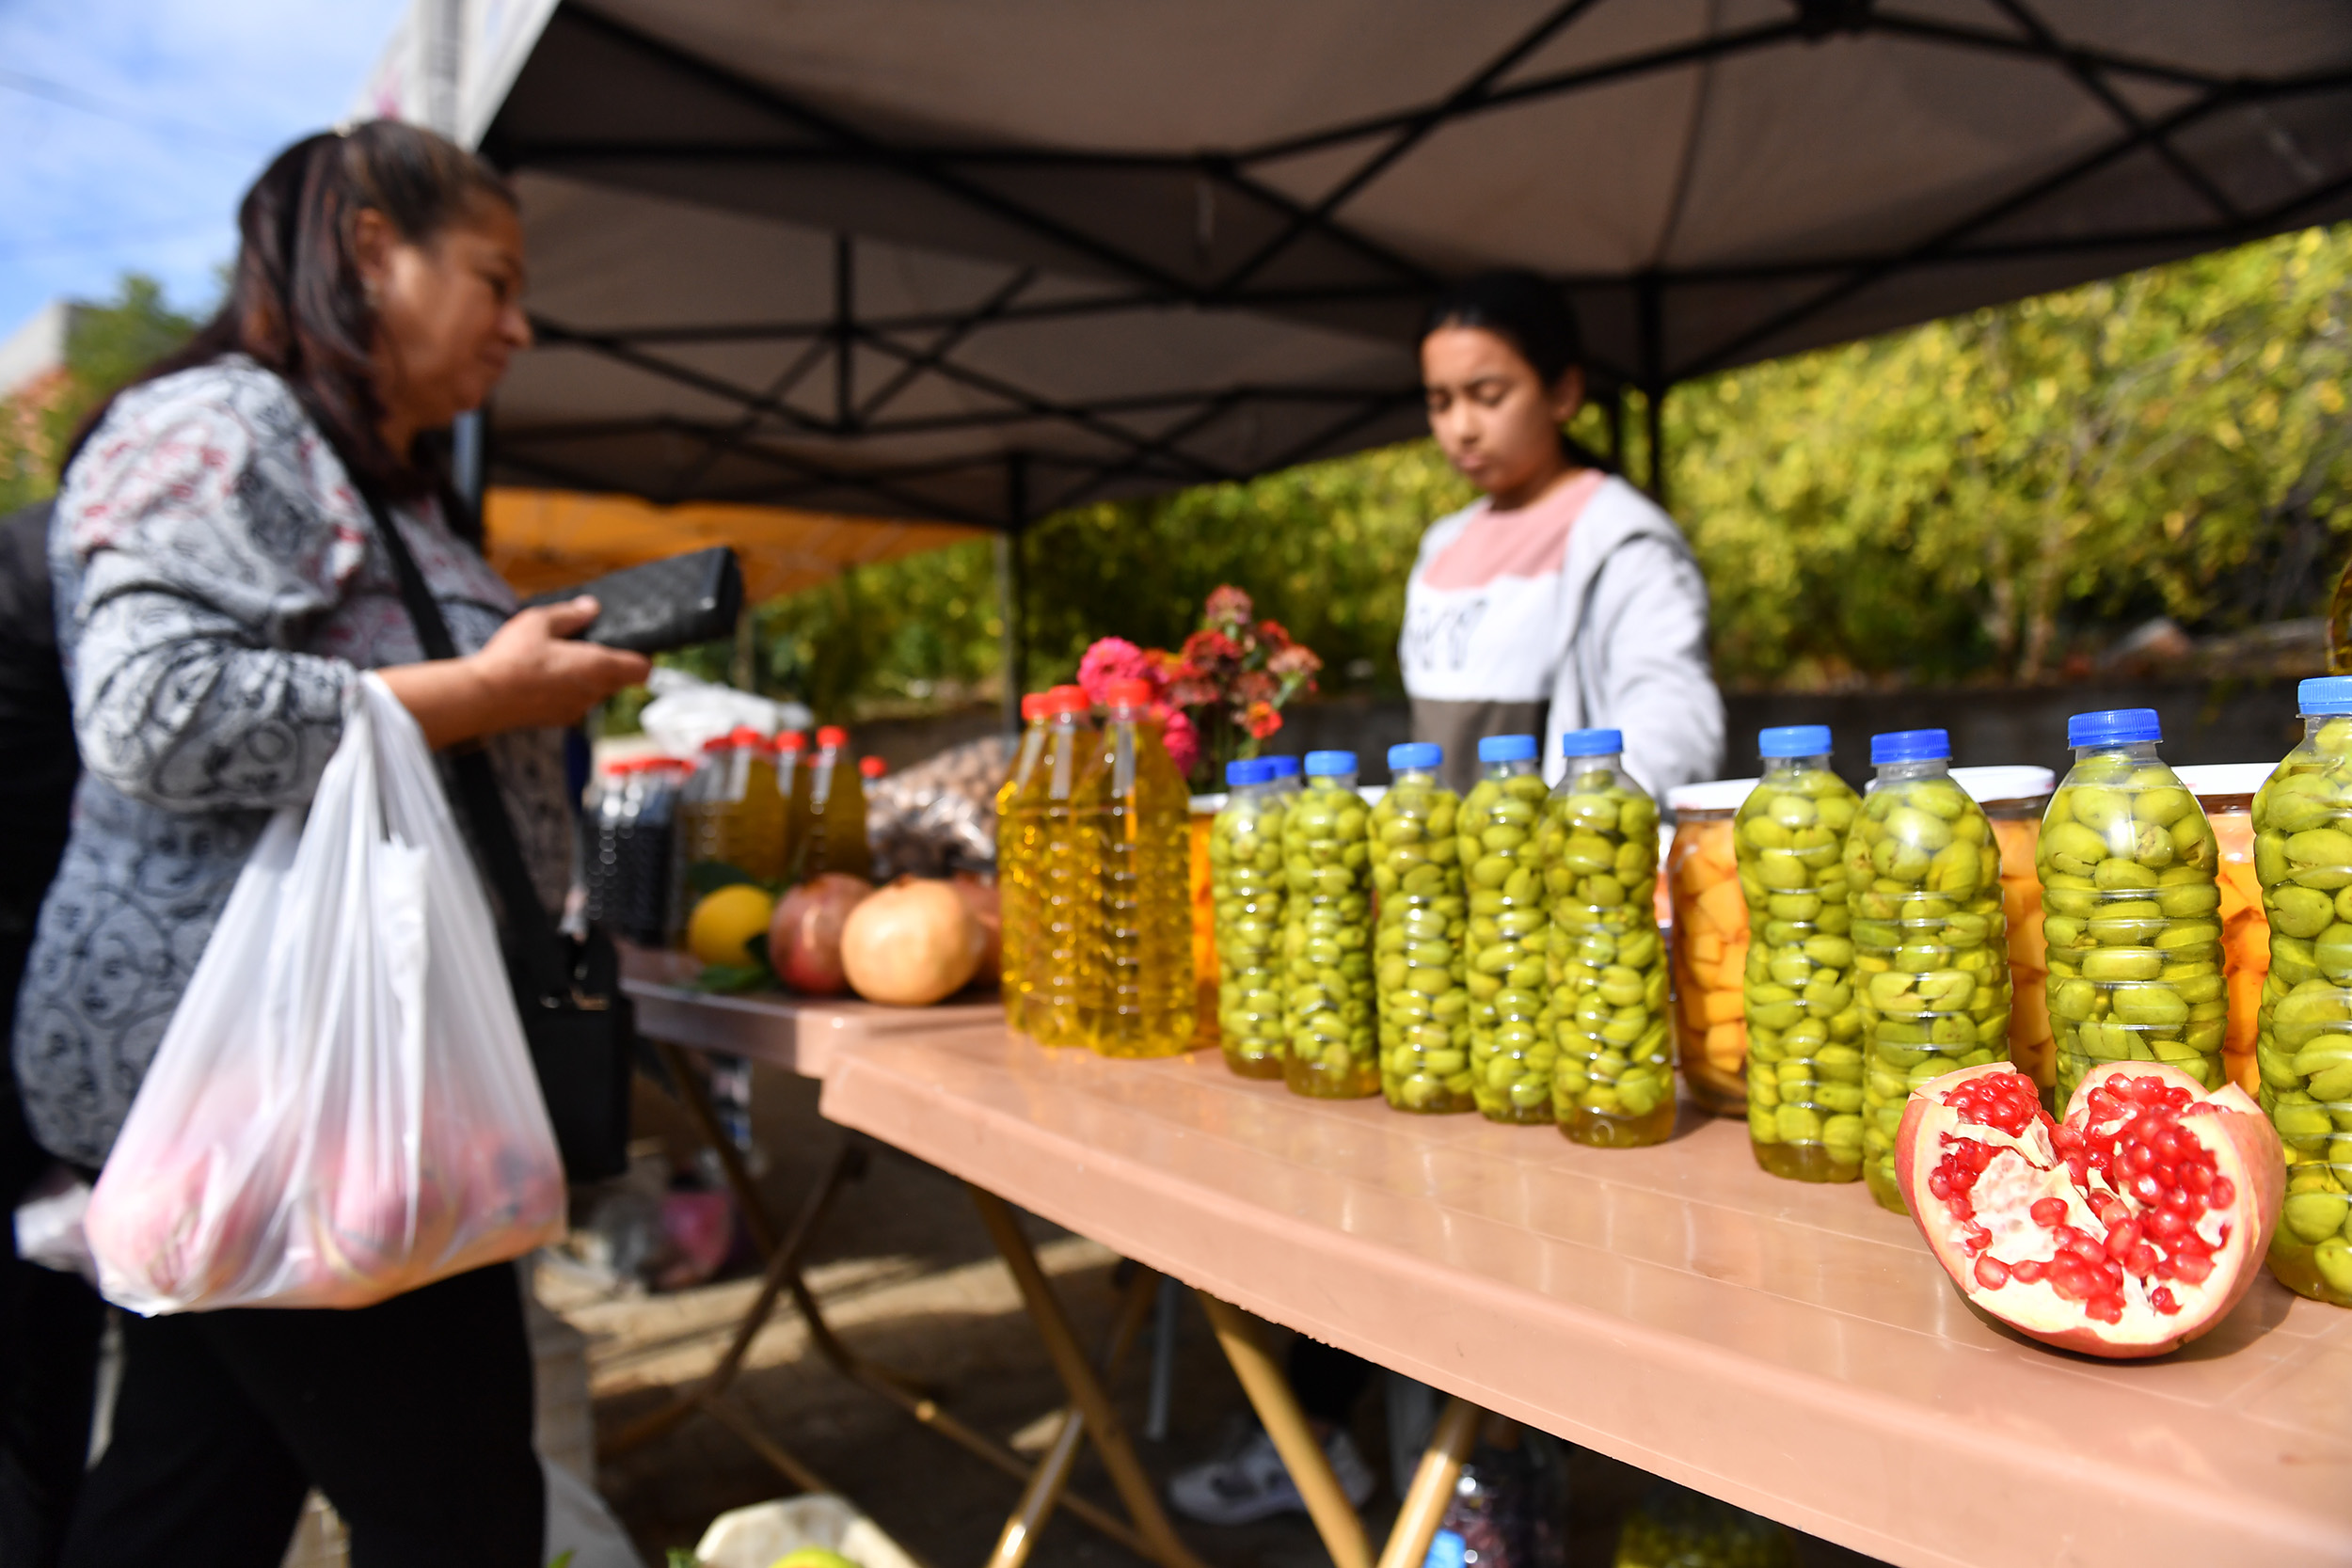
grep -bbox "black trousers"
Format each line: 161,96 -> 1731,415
58,1263 -> 543,1568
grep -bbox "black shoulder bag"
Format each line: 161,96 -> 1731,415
361,488 -> 637,1183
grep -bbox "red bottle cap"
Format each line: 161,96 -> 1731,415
816,725 -> 849,748
772,731 -> 808,752
1020,691 -> 1049,722
727,725 -> 763,746
1104,678 -> 1154,707
1042,687 -> 1090,716
858,755 -> 886,779
700,734 -> 734,752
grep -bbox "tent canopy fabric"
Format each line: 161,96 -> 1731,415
481,488 -> 987,602
474,0 -> 2352,528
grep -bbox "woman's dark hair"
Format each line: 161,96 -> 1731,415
1422,270 -> 1583,388
68,120 -> 515,499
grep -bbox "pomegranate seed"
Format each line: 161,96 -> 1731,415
2086,1293 -> 2125,1324
2122,1143 -> 2154,1175
2147,1207 -> 2189,1240
2180,1163 -> 2212,1194
2207,1177 -> 2234,1210
2125,1242 -> 2159,1277
1929,1170 -> 1951,1200
2173,1251 -> 2215,1286
1962,1223 -> 1991,1253
2104,1220 -> 2142,1259
2150,1287 -> 2181,1316
2010,1258 -> 2048,1285
2130,1172 -> 2164,1205
2069,1234 -> 2108,1266
2165,1186 -> 2200,1215
2031,1197 -> 2071,1227
1975,1255 -> 2011,1290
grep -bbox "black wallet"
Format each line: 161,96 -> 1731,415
524,546 -> 744,654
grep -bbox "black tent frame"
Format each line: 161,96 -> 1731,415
484,0 -> 2352,533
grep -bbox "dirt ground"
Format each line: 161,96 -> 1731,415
553,1063 -> 1888,1568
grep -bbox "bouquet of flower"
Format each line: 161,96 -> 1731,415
1074,586 -> 1323,789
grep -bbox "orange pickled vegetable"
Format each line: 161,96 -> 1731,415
2209,808 -> 2265,1096
1991,816 -> 2054,1096
1668,815 -> 1749,1117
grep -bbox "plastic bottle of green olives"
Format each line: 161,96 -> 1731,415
1211,757 -> 1288,1080
1540,729 -> 1673,1147
1263,753 -> 1302,798
1373,743 -> 1470,1113
2253,676 -> 2352,1307
1849,729 -> 2011,1213
1462,735 -> 1555,1122
1737,726 -> 1864,1181
1281,752 -> 1378,1098
2039,708 -> 2223,1107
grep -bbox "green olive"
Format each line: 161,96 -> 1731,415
1280,777 -> 1378,1099
1212,790 -> 1291,1077
2039,759 -> 2220,1110
2253,735 -> 2352,1307
1463,761 -> 1557,1124
1375,768 -> 1470,1114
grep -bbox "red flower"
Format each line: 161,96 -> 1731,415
1180,628 -> 1244,669
1158,706 -> 1201,777
1232,669 -> 1279,707
1265,642 -> 1323,679
1077,637 -> 1158,706
1243,702 -> 1282,741
1204,586 -> 1254,633
1256,618 -> 1294,649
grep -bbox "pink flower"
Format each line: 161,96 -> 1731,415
1204,586 -> 1254,633
1157,706 -> 1200,777
1077,637 -> 1156,707
1265,642 -> 1323,679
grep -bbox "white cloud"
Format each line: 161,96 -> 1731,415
0,0 -> 412,333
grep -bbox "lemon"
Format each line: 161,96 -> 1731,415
770,1550 -> 861,1568
688,884 -> 777,968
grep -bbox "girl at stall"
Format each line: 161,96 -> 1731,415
14,122 -> 647,1566
1404,269 -> 1724,797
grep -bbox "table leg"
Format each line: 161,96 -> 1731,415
1374,1397 -> 1482,1568
985,1264 -> 1158,1568
1194,1291 -> 1374,1568
656,1037 -> 780,1254
969,1186 -> 1214,1568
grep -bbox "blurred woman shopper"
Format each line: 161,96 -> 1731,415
12,123 -> 646,1567
1402,270 -> 1724,797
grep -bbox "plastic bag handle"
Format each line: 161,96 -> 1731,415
353,483 -> 577,1010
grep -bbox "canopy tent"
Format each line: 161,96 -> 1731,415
411,0 -> 2352,531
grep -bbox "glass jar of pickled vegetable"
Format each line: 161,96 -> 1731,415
1281,752 -> 1378,1098
1373,743 -> 1470,1113
1666,780 -> 1757,1117
2252,678 -> 2352,1307
2040,708 -> 2223,1106
2178,764 -> 2278,1098
1462,736 -> 1555,1123
1850,730 -> 2010,1214
1737,726 -> 1863,1182
1211,758 -> 1287,1079
1952,767 -> 2056,1108
1540,730 -> 1672,1146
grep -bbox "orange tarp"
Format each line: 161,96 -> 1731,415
482,489 -> 988,603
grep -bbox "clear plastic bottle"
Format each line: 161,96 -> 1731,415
1374,743 -> 1470,1113
995,692 -> 1053,1033
1664,779 -> 1756,1117
1017,689 -> 1097,1047
678,726 -> 784,880
1077,678 -> 1195,1058
771,731 -> 808,884
2252,677 -> 2352,1307
1737,726 -> 1863,1182
1211,758 -> 1288,1079
1463,736 -> 1554,1123
2038,708 -> 2222,1107
1263,753 -> 1301,799
1541,730 -> 1672,1148
1277,752 -> 1376,1097
1849,730 -> 2010,1213
2176,762 -> 2278,1098
582,758 -> 688,947
789,725 -> 872,882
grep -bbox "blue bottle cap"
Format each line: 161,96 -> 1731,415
1559,728 -> 1623,757
1389,742 -> 1443,772
1263,754 -> 1300,778
2066,708 -> 2162,748
1478,734 -> 1538,764
2300,677 -> 2352,716
1224,758 -> 1273,787
1758,725 -> 1832,759
1869,729 -> 1950,766
1304,751 -> 1358,777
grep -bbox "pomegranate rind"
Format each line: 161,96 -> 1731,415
1895,1061 -> 2282,1359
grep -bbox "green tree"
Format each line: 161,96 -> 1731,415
0,275 -> 201,514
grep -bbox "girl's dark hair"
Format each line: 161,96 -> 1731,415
1422,270 -> 1583,388
68,120 -> 515,499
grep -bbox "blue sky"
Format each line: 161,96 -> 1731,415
0,0 -> 410,336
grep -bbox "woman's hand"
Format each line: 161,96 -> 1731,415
379,597 -> 651,750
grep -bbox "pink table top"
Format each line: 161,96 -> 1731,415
795,1024 -> 2352,1568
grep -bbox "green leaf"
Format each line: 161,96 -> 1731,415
691,963 -> 771,994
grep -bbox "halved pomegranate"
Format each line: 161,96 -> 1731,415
1895,1060 -> 2281,1358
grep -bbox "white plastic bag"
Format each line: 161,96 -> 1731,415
84,674 -> 566,1314
636,667 -> 812,758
